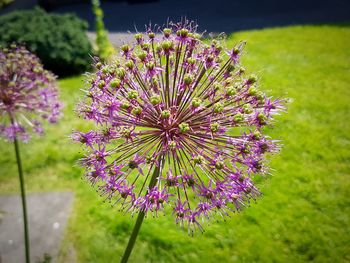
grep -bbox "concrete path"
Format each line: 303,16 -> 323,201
0,192 -> 74,263
1,0 -> 349,34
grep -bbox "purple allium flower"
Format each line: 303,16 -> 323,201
0,45 -> 62,142
74,20 -> 286,234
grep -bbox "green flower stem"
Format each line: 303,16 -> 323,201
13,129 -> 30,263
120,157 -> 162,263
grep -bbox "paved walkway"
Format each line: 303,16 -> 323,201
1,0 -> 349,33
0,192 -> 74,263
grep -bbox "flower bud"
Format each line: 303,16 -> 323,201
121,44 -> 130,53
134,33 -> 143,41
150,94 -> 161,105
184,74 -> 193,85
248,86 -> 257,96
132,106 -> 142,116
163,28 -> 172,37
102,66 -> 109,74
169,140 -> 177,150
116,68 -> 126,79
215,161 -> 224,170
98,80 -> 105,89
161,40 -> 173,52
191,97 -> 202,108
252,130 -> 262,140
110,78 -> 121,88
96,62 -> 102,69
187,57 -> 196,64
210,122 -> 220,132
127,90 -> 138,100
141,43 -> 150,51
257,113 -> 267,125
226,86 -> 236,96
125,60 -> 134,69
243,104 -> 253,114
247,74 -> 258,84
138,51 -> 147,61
161,110 -> 171,119
177,28 -> 189,37
120,100 -> 130,110
213,102 -> 224,113
193,155 -> 204,165
213,83 -> 222,91
233,113 -> 244,123
179,122 -> 190,133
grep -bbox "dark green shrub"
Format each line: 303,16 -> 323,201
0,7 -> 93,76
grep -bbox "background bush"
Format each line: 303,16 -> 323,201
0,7 -> 93,77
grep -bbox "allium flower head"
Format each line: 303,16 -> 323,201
0,45 -> 62,142
74,20 -> 286,233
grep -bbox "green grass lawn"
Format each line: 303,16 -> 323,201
1,24 -> 349,262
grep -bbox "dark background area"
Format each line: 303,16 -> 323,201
1,0 -> 350,33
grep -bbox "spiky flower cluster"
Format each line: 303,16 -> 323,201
0,45 -> 62,142
74,21 -> 286,233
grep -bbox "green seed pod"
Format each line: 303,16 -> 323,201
161,110 -> 171,119
233,113 -> 244,123
191,97 -> 202,108
120,101 -> 130,110
161,40 -> 173,52
121,44 -> 130,53
179,122 -> 190,133
125,60 -> 134,69
134,33 -> 143,41
247,74 -> 258,84
98,80 -> 105,89
226,86 -> 237,96
96,62 -> 102,69
116,68 -> 126,79
163,28 -> 172,37
210,122 -> 220,132
132,106 -> 142,116
138,51 -> 147,61
150,94 -> 161,105
102,66 -> 109,74
127,90 -> 138,100
193,155 -> 204,165
169,141 -> 177,150
184,74 -> 193,85
248,86 -> 257,96
213,102 -> 224,113
215,161 -> 224,170
243,104 -> 253,114
109,78 -> 121,88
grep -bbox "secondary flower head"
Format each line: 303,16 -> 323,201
74,20 -> 286,234
0,45 -> 62,142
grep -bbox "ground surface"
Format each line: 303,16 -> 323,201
1,0 -> 350,33
0,192 -> 74,263
0,25 -> 349,262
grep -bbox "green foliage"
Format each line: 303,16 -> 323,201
92,0 -> 114,60
0,7 -> 93,77
0,25 -> 349,262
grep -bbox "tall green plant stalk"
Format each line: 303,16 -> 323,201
11,117 -> 30,263
120,156 -> 163,263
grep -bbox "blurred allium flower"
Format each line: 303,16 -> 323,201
0,45 -> 62,142
74,20 -> 286,233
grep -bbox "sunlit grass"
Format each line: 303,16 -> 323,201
1,24 -> 349,262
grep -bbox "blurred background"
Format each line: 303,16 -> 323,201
0,0 -> 349,262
